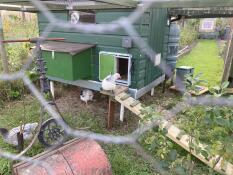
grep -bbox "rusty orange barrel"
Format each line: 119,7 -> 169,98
13,139 -> 112,175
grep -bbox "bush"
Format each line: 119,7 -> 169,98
0,81 -> 24,102
179,26 -> 198,49
179,19 -> 200,49
0,12 -> 39,103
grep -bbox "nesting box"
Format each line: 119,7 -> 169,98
41,42 -> 95,81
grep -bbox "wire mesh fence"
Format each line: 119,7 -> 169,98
0,0 -> 233,175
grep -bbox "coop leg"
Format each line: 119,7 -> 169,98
162,78 -> 167,93
120,104 -> 125,122
151,87 -> 155,96
50,81 -> 55,99
107,98 -> 115,129
17,132 -> 24,152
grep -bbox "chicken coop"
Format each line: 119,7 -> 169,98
38,8 -> 170,99
0,1 -> 179,99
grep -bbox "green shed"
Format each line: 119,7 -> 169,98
0,0 -> 178,98
36,7 -> 169,98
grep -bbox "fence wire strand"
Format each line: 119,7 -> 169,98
0,0 -> 232,175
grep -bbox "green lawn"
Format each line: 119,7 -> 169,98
0,95 -> 156,175
177,40 -> 224,87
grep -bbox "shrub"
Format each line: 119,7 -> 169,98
179,26 -> 198,49
0,12 -> 39,102
179,19 -> 200,49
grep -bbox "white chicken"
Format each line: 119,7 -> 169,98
102,73 -> 121,91
80,89 -> 94,105
0,123 -> 38,146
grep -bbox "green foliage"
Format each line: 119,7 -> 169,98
26,69 -> 40,82
1,13 -> 38,73
179,19 -> 200,48
209,81 -> 229,97
0,81 -> 24,102
104,144 -> 154,175
0,95 -> 157,175
215,18 -> 228,39
0,159 -> 11,175
185,73 -> 207,94
0,12 -> 39,103
140,106 -> 161,124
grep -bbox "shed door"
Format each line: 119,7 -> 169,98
99,52 -> 116,81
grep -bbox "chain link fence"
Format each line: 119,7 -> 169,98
0,0 -> 233,174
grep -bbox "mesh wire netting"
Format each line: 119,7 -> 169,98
0,0 -> 233,175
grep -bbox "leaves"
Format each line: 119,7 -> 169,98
168,150 -> 177,161
174,166 -> 186,175
185,73 -> 207,94
209,81 -> 229,97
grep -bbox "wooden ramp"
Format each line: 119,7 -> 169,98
114,92 -> 233,175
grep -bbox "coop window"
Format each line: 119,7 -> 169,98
70,11 -> 95,24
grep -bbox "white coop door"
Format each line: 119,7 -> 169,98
99,51 -> 132,86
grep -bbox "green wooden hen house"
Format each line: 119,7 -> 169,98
3,0 -> 233,96
37,8 -> 169,99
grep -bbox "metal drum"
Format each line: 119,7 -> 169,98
13,139 -> 112,175
175,66 -> 194,91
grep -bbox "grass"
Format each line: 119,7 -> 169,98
177,39 -> 224,87
0,94 -> 156,175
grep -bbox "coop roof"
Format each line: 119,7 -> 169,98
169,7 -> 233,18
40,41 -> 95,55
1,0 -> 233,12
0,0 -> 138,12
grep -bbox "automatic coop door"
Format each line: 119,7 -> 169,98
99,51 -> 132,86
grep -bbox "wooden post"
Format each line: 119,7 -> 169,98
222,31 -> 233,83
107,97 -> 115,129
150,87 -> 155,96
21,6 -> 26,22
120,104 -> 125,122
17,132 -> 24,152
50,81 -> 55,99
0,11 -> 9,73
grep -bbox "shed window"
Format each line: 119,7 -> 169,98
70,11 -> 95,24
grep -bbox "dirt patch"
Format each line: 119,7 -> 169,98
54,86 -> 140,133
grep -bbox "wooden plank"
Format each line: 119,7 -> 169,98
39,23 -> 150,37
130,100 -> 140,107
115,91 -> 233,175
169,85 -> 209,96
93,0 -> 137,8
169,7 -> 233,18
222,31 -> 233,82
0,1 -> 136,11
0,11 -> 9,73
44,31 -> 148,48
96,11 -> 151,24
148,0 -> 233,8
160,119 -> 233,175
115,92 -> 143,116
120,94 -> 131,100
107,98 -> 115,129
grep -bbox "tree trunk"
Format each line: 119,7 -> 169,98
0,11 -> 9,73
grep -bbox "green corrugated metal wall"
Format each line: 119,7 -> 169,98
38,9 -> 168,89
